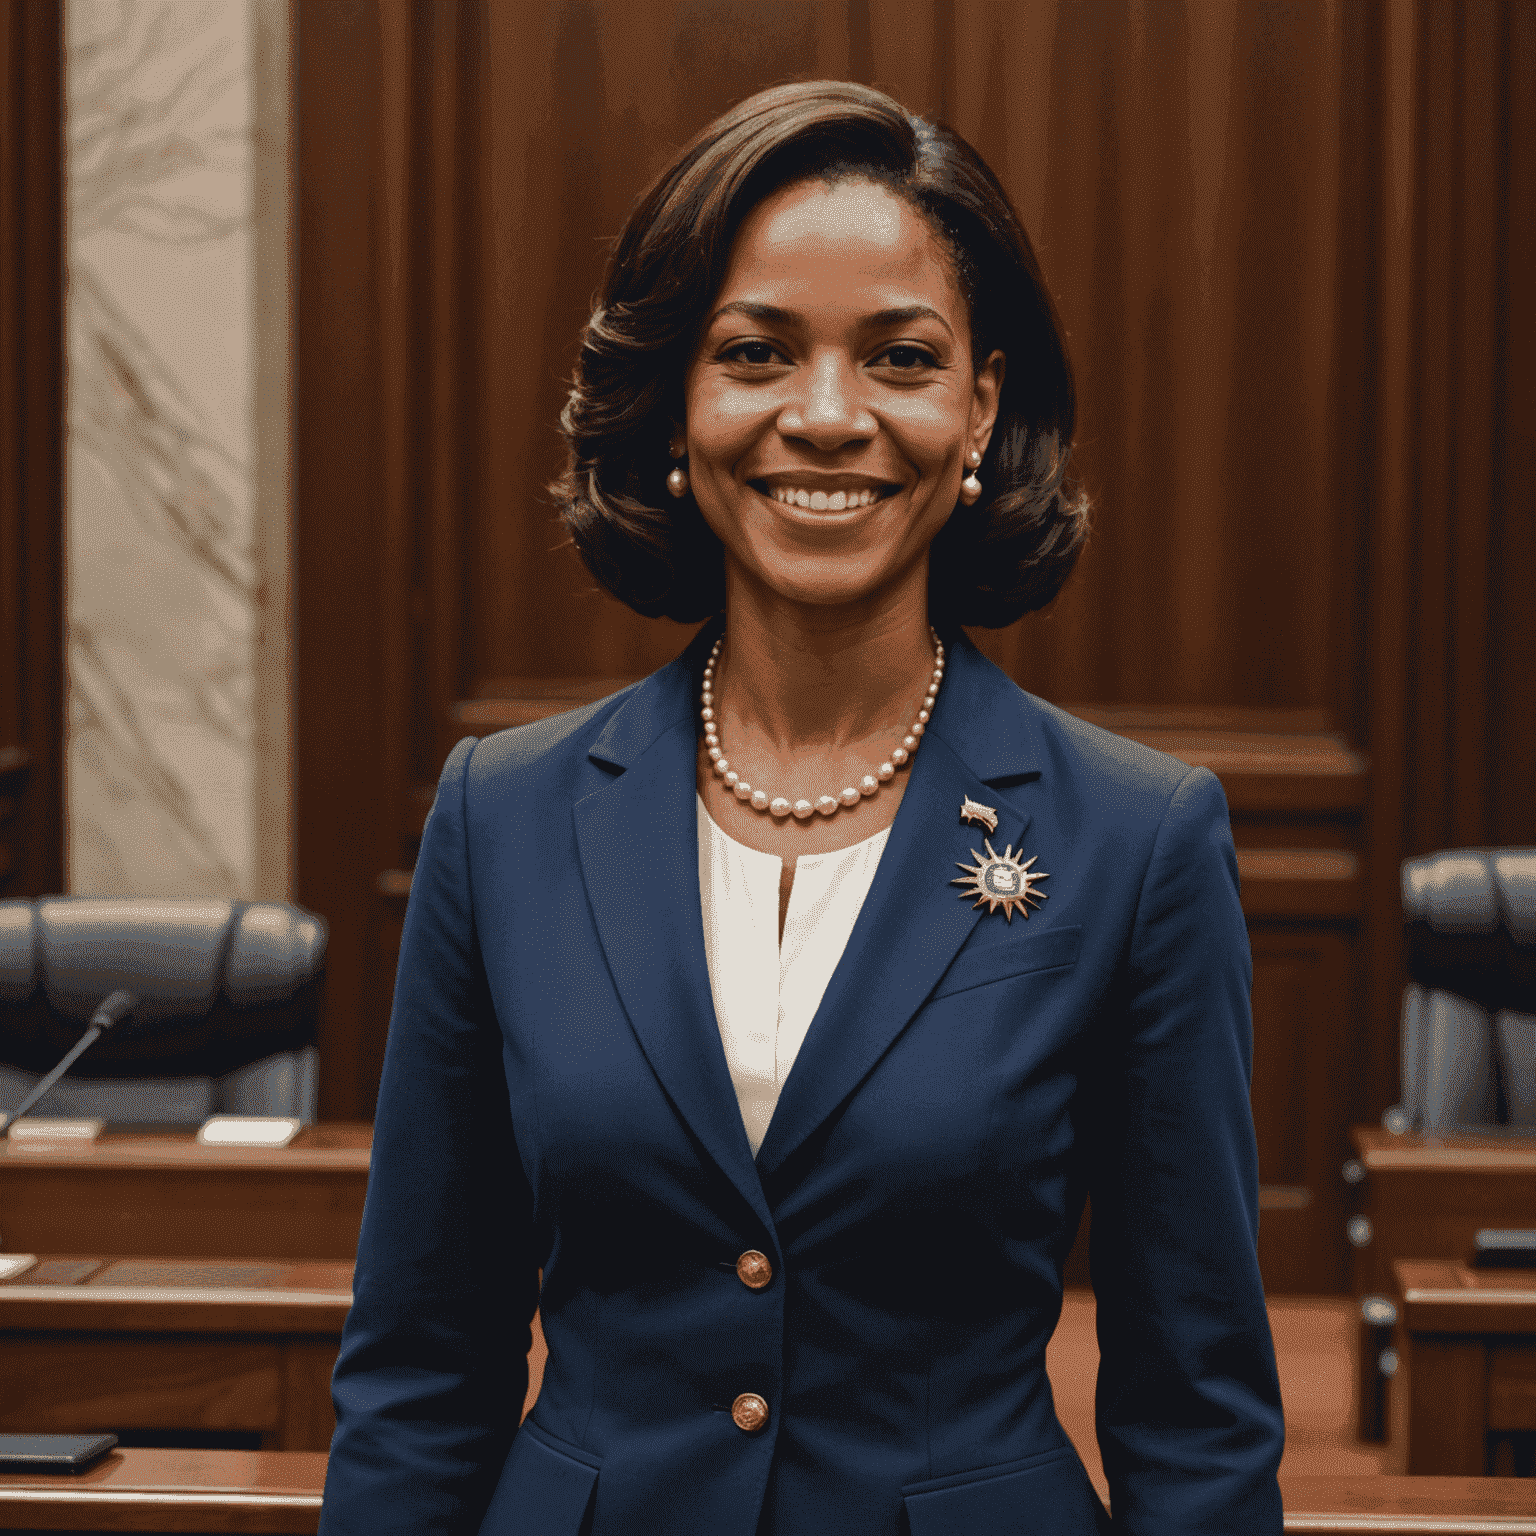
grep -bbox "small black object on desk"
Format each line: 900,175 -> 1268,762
0,1433 -> 118,1473
1472,1228 -> 1536,1268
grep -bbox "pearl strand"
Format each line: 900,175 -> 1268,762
700,628 -> 945,820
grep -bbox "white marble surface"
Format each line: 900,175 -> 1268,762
64,0 -> 288,897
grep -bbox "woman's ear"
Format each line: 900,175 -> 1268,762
669,424 -> 687,458
970,350 -> 1005,459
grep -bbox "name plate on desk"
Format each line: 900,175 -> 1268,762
196,1115 -> 301,1148
1,1117 -> 105,1146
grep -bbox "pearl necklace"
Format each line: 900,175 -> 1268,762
701,628 -> 945,820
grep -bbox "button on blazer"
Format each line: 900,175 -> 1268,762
319,618 -> 1285,1536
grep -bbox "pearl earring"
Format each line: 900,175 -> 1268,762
959,447 -> 983,506
667,434 -> 689,499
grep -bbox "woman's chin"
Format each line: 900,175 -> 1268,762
731,552 -> 923,615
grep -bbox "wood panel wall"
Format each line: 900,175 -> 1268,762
293,2 -> 1536,1290
0,0 -> 65,900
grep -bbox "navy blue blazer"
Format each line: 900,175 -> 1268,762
319,619 -> 1285,1536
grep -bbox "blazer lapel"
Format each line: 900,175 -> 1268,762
573,622 -> 776,1230
754,632 -> 1045,1180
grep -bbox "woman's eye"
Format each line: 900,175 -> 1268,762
722,340 -> 782,366
877,344 -> 937,371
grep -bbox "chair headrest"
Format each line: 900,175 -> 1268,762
0,898 -> 326,1078
1402,849 -> 1536,1013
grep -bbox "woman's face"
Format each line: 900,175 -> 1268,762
682,176 -> 1003,615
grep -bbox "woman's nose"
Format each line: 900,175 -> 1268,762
778,353 -> 877,447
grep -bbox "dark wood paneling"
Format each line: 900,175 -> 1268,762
293,2 -> 387,1121
1250,930 -> 1357,1294
0,0 -> 64,899
293,3 -> 1535,1249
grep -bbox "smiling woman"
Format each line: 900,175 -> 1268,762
319,80 -> 1285,1536
556,81 -> 1084,633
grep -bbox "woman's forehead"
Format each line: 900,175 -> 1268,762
714,178 -> 964,318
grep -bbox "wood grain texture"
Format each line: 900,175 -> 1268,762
1393,1258 -> 1536,1476
0,1127 -> 370,1262
1402,1335 -> 1491,1477
0,1256 -> 348,1454
0,1266 -> 351,1334
1489,1346 -> 1536,1434
8,1450 -> 1528,1536
1397,1259 -> 1536,1335
1280,1476 -> 1536,1533
0,1336 -> 284,1435
0,0 -> 64,901
0,1447 -> 325,1533
1349,1131 -> 1536,1297
277,1342 -> 337,1454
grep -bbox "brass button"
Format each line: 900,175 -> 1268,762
735,1249 -> 773,1290
731,1392 -> 769,1433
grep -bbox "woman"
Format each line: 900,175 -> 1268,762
320,81 -> 1284,1535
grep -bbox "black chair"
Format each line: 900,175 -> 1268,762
0,897 -> 326,1125
1391,850 -> 1536,1133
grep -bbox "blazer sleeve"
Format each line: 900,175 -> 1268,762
1087,765 -> 1286,1534
320,737 -> 541,1536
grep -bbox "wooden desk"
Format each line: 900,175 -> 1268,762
0,1448 -> 324,1533
1280,1476 -> 1536,1532
0,1258 -> 351,1453
0,1126 -> 371,1262
1,1456 -> 1530,1536
1348,1127 -> 1536,1298
1393,1258 -> 1536,1476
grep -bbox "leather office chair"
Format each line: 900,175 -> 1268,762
1393,849 -> 1536,1133
0,898 -> 326,1125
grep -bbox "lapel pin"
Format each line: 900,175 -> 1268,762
953,839 -> 1049,923
959,796 -> 999,833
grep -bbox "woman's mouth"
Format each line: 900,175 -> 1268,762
750,480 -> 896,512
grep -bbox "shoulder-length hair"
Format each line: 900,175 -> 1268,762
551,79 -> 1089,628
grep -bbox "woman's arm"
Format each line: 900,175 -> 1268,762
1088,765 -> 1285,1534
320,737 -> 540,1536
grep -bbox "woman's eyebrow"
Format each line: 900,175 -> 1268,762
862,304 -> 954,338
707,300 -> 954,338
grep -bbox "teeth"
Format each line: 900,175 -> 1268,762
771,487 -> 880,508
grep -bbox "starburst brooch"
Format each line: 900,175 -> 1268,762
952,839 -> 1049,923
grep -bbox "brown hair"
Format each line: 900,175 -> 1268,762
552,79 -> 1089,627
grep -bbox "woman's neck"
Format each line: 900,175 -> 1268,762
712,580 -> 939,755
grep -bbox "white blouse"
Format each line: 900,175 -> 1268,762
696,793 -> 891,1155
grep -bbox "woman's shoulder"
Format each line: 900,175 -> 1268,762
1001,683 -> 1229,840
460,682 -> 645,781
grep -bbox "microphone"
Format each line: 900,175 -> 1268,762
0,989 -> 140,1135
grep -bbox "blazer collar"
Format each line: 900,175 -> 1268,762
575,618 -> 1048,1213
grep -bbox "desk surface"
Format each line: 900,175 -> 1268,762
0,1259 -> 352,1454
0,1256 -> 353,1333
1281,1476 -> 1536,1532
0,1458 -> 1532,1536
1396,1259 -> 1536,1333
0,1123 -> 371,1172
0,1448 -> 326,1533
0,1125 -> 372,1262
1353,1126 -> 1536,1173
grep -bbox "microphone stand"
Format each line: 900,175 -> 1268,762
0,990 -> 140,1135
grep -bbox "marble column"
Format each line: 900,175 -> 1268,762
63,0 -> 290,899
